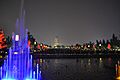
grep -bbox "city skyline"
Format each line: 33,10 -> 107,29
0,0 -> 120,45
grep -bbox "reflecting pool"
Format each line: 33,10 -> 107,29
33,58 -> 119,80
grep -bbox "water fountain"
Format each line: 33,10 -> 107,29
0,0 -> 41,80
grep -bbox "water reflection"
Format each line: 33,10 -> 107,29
0,57 -> 119,80
32,58 -> 119,80
116,61 -> 120,80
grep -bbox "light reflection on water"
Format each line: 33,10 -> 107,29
34,58 -> 119,80
0,57 -> 119,80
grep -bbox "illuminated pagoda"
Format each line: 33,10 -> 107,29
53,36 -> 60,48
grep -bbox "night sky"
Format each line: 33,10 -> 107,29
0,0 -> 120,45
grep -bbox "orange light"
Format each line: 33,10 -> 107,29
117,76 -> 120,80
0,30 -> 7,49
116,64 -> 120,80
28,40 -> 31,47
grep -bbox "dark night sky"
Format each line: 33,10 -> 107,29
0,0 -> 120,45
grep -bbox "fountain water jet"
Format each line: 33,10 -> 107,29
0,0 -> 41,80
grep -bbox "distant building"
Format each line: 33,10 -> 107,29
53,36 -> 60,47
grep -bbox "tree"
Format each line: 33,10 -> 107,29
96,40 -> 99,46
6,36 -> 12,48
110,34 -> 119,48
102,39 -> 106,46
28,32 -> 35,45
0,29 -> 7,49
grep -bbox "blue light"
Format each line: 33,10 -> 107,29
2,78 -> 16,80
0,0 -> 42,80
25,79 -> 36,80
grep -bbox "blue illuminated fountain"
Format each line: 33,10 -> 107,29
0,0 -> 41,80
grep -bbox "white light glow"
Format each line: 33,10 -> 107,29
118,49 -> 120,51
15,35 -> 19,41
34,42 -> 37,45
14,52 -> 18,54
99,44 -> 101,47
88,45 -> 90,48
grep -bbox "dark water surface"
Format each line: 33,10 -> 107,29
0,57 -> 119,80
34,58 -> 119,80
